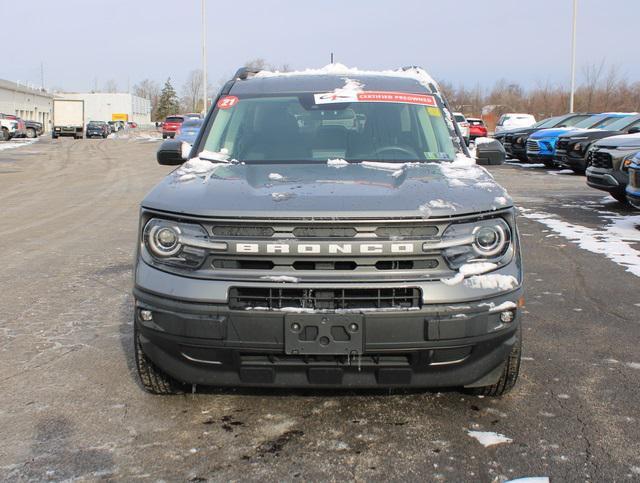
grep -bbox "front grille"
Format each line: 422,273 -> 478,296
589,151 -> 612,169
526,139 -> 540,152
229,287 -> 422,310
212,225 -> 274,237
292,227 -> 357,238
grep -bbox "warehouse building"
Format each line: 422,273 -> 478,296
56,92 -> 151,124
0,78 -> 54,128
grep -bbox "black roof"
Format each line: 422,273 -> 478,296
229,74 -> 432,95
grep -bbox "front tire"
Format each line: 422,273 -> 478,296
134,325 -> 183,395
611,192 -> 628,204
26,127 -> 37,138
468,326 -> 521,397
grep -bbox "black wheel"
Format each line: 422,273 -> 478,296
468,326 -> 521,397
134,325 -> 183,395
543,159 -> 556,169
162,135 -> 167,139
611,192 -> 628,204
26,127 -> 36,138
51,134 -> 58,139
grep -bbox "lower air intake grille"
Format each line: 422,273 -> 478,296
229,287 -> 422,310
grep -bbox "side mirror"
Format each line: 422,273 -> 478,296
157,139 -> 185,165
475,138 -> 506,166
628,126 -> 640,135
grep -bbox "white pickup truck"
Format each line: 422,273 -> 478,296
0,116 -> 18,141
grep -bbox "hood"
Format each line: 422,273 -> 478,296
560,129 -> 624,143
594,133 -> 640,149
142,160 -> 512,219
529,127 -> 580,140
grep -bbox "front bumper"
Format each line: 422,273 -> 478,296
586,167 -> 627,194
556,149 -> 586,170
133,262 -> 523,388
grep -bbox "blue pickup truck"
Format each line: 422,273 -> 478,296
526,113 -> 631,167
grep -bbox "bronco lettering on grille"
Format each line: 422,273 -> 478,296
234,243 -> 415,255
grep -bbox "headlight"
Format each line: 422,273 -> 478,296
143,218 -> 223,269
516,136 -> 525,144
622,153 -> 639,172
573,143 -> 583,152
435,218 -> 513,269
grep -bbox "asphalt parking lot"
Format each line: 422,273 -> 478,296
1,134 -> 639,482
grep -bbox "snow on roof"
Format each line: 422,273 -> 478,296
253,63 -> 440,93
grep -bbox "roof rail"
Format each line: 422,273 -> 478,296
233,67 -> 261,80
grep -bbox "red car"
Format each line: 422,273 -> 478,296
467,117 -> 488,141
162,115 -> 185,139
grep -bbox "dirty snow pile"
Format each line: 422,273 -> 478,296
520,208 -> 640,277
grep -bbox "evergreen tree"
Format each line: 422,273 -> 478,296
156,78 -> 180,120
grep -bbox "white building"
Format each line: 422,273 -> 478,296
0,79 -> 54,127
56,92 -> 151,124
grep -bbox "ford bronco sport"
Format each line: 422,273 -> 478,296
133,65 -> 523,396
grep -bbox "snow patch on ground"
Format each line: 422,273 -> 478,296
506,162 -> 546,168
505,478 -> 550,483
626,362 -> 640,370
466,430 -> 513,447
520,209 -> 640,277
0,138 -> 38,151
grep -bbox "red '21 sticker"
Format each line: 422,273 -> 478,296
217,96 -> 239,109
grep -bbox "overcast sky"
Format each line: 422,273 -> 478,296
2,0 -> 637,94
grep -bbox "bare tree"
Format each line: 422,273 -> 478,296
103,79 -> 119,93
133,79 -> 161,120
181,70 -> 204,113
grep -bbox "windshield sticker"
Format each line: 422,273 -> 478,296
427,106 -> 442,117
314,91 -> 437,107
217,96 -> 239,109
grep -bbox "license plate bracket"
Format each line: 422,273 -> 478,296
284,314 -> 364,356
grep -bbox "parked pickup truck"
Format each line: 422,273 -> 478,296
133,65 -> 523,397
0,115 -> 18,140
53,99 -> 85,139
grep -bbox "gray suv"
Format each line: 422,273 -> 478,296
133,66 -> 523,396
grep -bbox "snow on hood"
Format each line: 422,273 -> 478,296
254,63 -> 440,92
145,160 -> 512,218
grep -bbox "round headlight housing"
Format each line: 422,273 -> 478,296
573,142 -> 583,152
473,224 -> 508,257
147,224 -> 182,257
440,217 -> 512,269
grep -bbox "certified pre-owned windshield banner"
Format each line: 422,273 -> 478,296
314,91 -> 437,106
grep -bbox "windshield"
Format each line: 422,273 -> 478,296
182,119 -> 204,128
573,115 -> 609,129
534,117 -> 558,128
593,115 -> 632,130
201,94 -> 457,162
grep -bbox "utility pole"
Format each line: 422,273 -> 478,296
202,0 -> 207,115
330,52 -> 334,64
569,0 -> 578,112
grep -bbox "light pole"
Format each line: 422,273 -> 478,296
202,0 -> 207,115
569,0 -> 578,112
